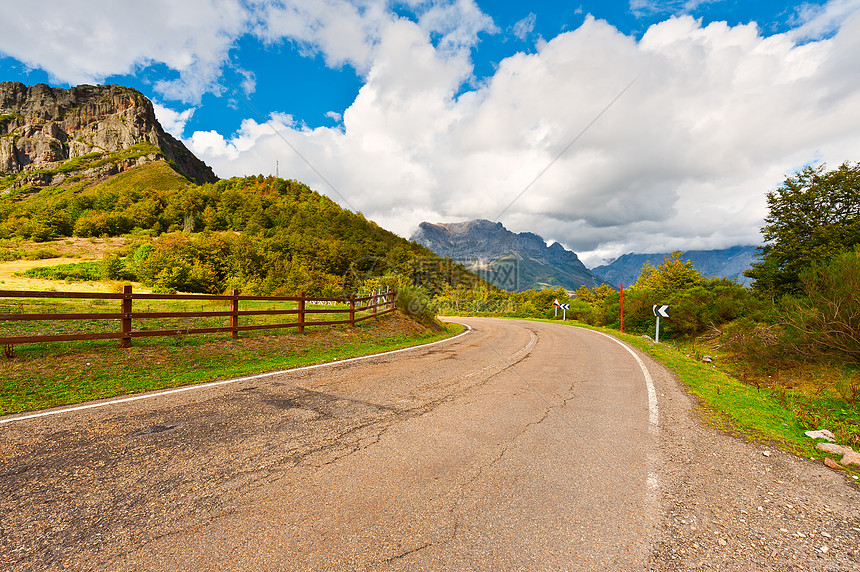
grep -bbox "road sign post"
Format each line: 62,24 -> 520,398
652,305 -> 669,343
560,303 -> 569,321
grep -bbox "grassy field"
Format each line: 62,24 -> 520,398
0,251 -> 458,416
0,237 -> 130,291
0,290 -> 382,345
1,313 -> 462,416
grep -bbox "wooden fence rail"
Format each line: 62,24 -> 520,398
0,287 -> 397,348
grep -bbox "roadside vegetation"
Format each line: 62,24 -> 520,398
0,165 -> 480,296
0,314 -> 462,415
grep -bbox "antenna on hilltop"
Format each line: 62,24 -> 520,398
275,160 -> 279,178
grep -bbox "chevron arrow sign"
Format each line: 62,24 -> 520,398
652,305 -> 669,318
560,304 -> 570,310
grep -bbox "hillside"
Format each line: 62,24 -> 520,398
0,81 -> 216,189
0,172 -> 482,296
591,245 -> 760,287
411,219 -> 599,292
0,82 -> 482,297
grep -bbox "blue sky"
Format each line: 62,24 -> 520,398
2,0 -> 859,265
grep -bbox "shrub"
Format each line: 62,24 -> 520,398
784,249 -> 860,364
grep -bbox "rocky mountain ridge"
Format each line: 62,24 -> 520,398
0,82 -> 216,188
411,219 -> 599,292
591,245 -> 760,287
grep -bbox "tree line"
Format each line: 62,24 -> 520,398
1,174 -> 482,296
432,162 -> 860,367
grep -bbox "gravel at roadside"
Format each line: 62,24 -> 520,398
646,351 -> 860,571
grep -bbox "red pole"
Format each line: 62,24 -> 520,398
620,283 -> 624,334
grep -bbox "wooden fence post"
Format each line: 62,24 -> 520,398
121,284 -> 132,348
350,294 -> 356,326
298,292 -> 305,334
230,289 -> 239,339
372,290 -> 378,316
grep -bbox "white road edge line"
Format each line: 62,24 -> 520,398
0,324 -> 473,425
584,327 -> 661,501
586,329 -> 659,433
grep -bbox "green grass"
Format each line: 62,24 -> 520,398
87,153 -> 190,193
17,260 -> 101,281
620,333 -> 804,443
0,295 -> 396,351
1,317 -> 463,415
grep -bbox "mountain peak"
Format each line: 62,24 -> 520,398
411,219 -> 599,292
0,81 -> 216,189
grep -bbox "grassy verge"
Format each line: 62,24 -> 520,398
0,293 -> 389,346
1,315 -> 463,416
455,315 -> 859,477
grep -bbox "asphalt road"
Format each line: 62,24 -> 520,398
1,318 -> 668,570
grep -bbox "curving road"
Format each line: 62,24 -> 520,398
2,318 -> 665,570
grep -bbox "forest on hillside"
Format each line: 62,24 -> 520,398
0,172 -> 480,297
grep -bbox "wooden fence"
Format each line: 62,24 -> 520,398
0,287 -> 397,349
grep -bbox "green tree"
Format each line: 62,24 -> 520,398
631,252 -> 703,295
575,283 -> 614,305
746,162 -> 860,297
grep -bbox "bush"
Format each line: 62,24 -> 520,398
396,284 -> 441,330
784,249 -> 860,364
20,261 -> 101,282
100,254 -> 136,281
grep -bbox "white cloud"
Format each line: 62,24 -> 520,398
252,0 -> 494,74
152,103 -> 196,138
512,13 -> 537,41
190,4 -> 860,264
6,0 -> 860,264
789,0 -> 860,39
0,0 -> 250,103
0,0 -> 493,102
251,0 -> 388,73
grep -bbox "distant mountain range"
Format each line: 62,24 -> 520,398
591,245 -> 761,287
411,219 -> 599,292
411,218 -> 761,292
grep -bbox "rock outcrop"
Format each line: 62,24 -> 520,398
411,219 -> 599,292
0,82 -> 216,186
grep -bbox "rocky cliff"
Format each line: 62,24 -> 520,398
0,82 -> 216,187
411,219 -> 599,292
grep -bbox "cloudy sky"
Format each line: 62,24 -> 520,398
2,0 -> 859,266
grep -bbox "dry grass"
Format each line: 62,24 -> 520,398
0,257 -> 149,293
6,236 -> 128,258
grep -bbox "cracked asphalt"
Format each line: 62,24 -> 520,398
6,317 -> 856,570
1,318 -> 659,570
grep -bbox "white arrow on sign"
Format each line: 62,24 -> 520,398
560,303 -> 570,310
652,305 -> 669,318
